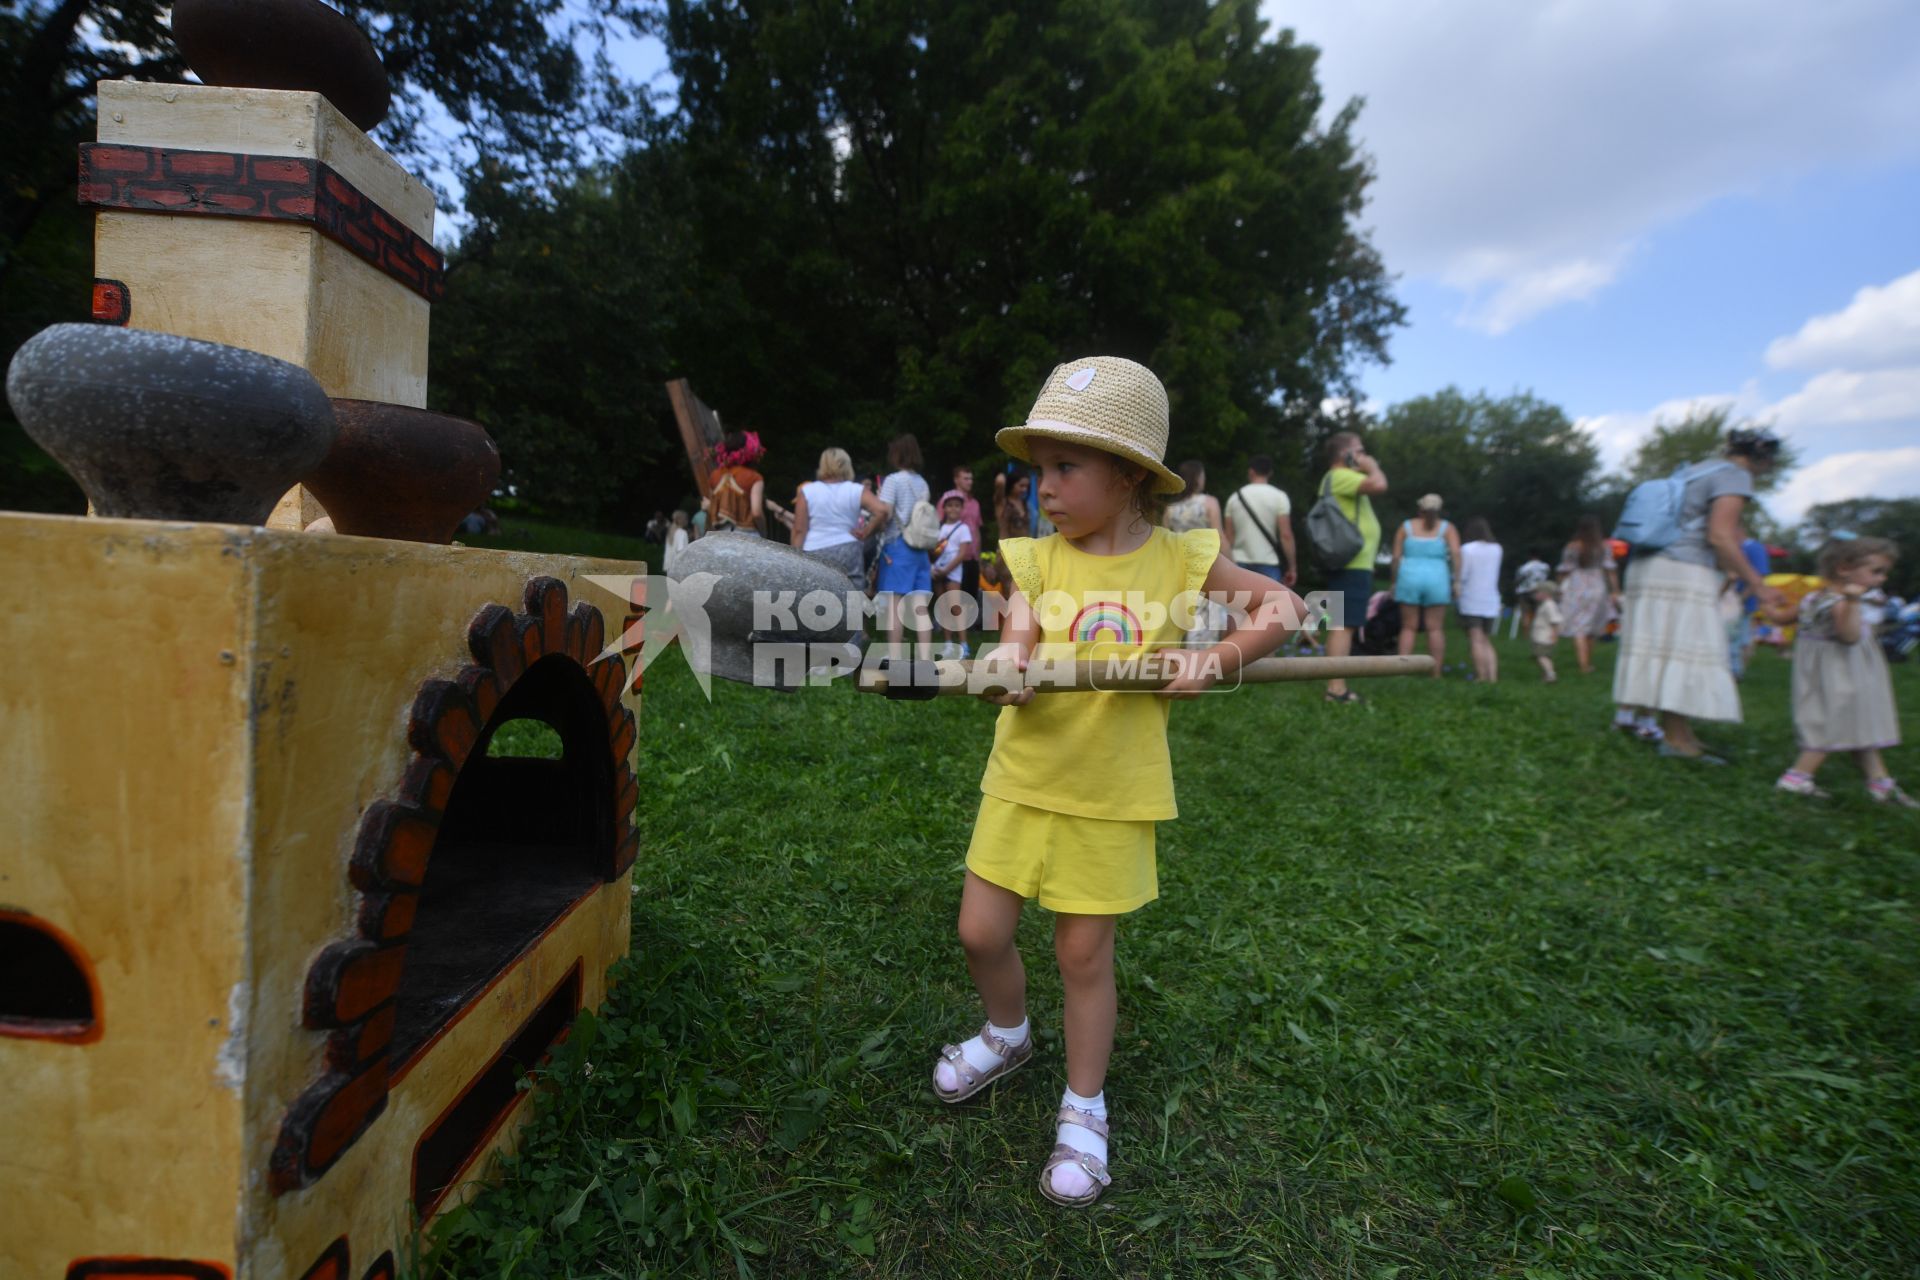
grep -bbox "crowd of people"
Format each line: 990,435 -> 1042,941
642,364 -> 1908,1217
647,420 -> 1913,808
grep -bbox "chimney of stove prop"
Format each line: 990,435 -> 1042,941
79,0 -> 439,533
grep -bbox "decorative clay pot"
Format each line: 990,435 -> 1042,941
171,0 -> 391,132
5,323 -> 337,526
302,400 -> 501,544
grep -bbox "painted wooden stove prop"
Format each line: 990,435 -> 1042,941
1,6 -> 645,1277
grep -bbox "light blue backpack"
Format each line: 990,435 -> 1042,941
1611,459 -> 1734,551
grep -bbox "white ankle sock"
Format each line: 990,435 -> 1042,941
1050,1086 -> 1109,1199
934,1016 -> 1028,1093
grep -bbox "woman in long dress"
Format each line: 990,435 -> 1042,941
1611,431 -> 1788,761
1556,514 -> 1620,675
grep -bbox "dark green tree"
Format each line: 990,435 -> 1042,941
1,0 -> 648,512
429,155 -> 684,527
653,0 -> 1403,490
1364,387 -> 1604,575
1797,497 -> 1920,598
1622,405 -> 1798,495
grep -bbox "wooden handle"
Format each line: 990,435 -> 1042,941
855,653 -> 1433,697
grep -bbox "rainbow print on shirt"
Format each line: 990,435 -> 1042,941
1070,600 -> 1143,647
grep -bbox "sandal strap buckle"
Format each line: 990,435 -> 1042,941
939,1043 -> 978,1087
1055,1104 -> 1108,1140
1048,1143 -> 1112,1187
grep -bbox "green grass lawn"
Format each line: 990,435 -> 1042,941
422,631 -> 1919,1279
461,515 -> 662,565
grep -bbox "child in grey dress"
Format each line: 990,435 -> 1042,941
1775,537 -> 1915,806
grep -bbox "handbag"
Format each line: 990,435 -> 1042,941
884,473 -> 941,550
1306,472 -> 1366,571
902,497 -> 942,550
1231,487 -> 1288,573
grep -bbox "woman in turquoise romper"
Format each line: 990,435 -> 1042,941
1391,494 -> 1460,677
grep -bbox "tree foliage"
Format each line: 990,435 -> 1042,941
650,0 -> 1402,494
429,157 -> 685,523
1362,387 -> 1605,573
1798,497 -> 1920,598
0,0 -> 648,512
5,1 -> 1402,527
1,0 -> 645,270
1623,404 -> 1799,495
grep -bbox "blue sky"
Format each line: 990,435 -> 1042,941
444,3 -> 1920,524
1277,0 -> 1920,522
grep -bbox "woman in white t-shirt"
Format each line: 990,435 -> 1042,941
1455,516 -> 1504,683
792,447 -> 891,588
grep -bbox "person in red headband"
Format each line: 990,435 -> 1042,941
706,430 -> 766,534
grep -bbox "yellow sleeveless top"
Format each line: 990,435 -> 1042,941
980,526 -> 1220,821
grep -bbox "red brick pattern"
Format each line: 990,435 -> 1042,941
407,681 -> 480,771
270,577 -> 635,1194
348,801 -> 438,891
78,143 -> 446,303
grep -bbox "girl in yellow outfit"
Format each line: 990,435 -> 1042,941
929,357 -> 1299,1206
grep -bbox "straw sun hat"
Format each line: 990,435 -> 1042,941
995,356 -> 1186,496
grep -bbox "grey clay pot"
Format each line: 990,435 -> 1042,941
5,323 -> 337,526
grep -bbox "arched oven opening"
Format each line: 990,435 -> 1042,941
0,911 -> 100,1044
390,653 -> 615,1067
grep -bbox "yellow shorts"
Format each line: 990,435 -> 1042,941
965,794 -> 1158,915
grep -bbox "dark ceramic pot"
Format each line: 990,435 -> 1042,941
302,400 -> 501,544
5,323 -> 336,525
172,0 -> 391,132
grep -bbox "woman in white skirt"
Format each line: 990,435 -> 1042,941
1612,428 -> 1788,763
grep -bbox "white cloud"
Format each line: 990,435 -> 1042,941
1765,268 -> 1920,372
1273,0 -> 1920,328
1574,392 -> 1749,473
1771,447 -> 1920,523
1770,367 -> 1920,431
1319,394 -> 1382,420
1579,364 -> 1920,522
1453,251 -> 1630,335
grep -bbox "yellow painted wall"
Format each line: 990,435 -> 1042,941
0,516 -> 253,1271
0,512 -> 643,1277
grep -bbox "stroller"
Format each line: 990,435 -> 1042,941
1884,599 -> 1919,663
1356,594 -> 1401,656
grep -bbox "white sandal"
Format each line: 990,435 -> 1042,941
1870,779 -> 1920,809
931,1023 -> 1033,1103
1038,1103 -> 1112,1207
